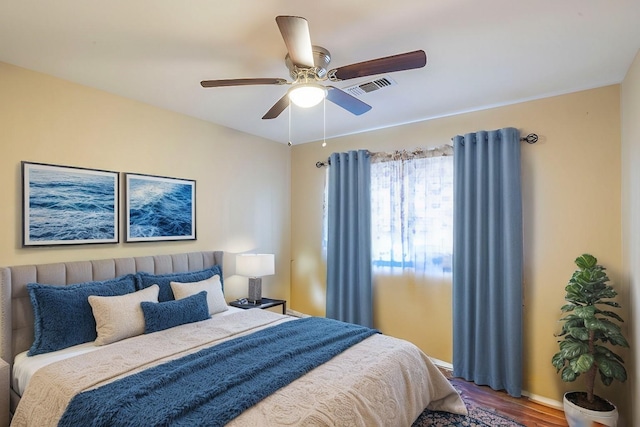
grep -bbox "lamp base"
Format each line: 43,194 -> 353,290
248,277 -> 262,304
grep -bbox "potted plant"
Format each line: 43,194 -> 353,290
552,254 -> 629,427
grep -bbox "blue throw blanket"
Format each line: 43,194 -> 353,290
59,317 -> 379,427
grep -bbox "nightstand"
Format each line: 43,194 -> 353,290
229,297 -> 287,315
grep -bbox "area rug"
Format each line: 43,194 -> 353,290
412,385 -> 524,427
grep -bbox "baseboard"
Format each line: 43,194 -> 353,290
429,357 -> 453,371
429,358 -> 564,410
520,391 -> 564,410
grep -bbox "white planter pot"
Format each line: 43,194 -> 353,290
563,392 -> 618,427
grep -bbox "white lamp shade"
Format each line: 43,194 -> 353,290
236,254 -> 275,277
288,83 -> 326,108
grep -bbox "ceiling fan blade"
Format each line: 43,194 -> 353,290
200,78 -> 287,88
325,86 -> 372,116
329,50 -> 427,81
262,93 -> 290,120
275,16 -> 314,68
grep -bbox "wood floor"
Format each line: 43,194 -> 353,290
439,368 -> 569,426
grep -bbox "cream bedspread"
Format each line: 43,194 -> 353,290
11,310 -> 466,426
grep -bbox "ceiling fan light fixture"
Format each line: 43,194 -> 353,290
288,83 -> 327,108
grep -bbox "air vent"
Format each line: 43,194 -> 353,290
343,76 -> 397,97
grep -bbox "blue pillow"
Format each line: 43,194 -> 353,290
141,291 -> 210,334
135,265 -> 223,302
27,274 -> 137,356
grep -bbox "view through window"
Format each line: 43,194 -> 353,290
370,153 -> 453,275
323,148 -> 454,277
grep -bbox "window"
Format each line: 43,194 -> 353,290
323,146 -> 454,277
370,148 -> 453,276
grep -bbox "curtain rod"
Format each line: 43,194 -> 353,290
316,133 -> 539,168
449,133 -> 538,144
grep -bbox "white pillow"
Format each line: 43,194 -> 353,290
170,275 -> 228,315
88,285 -> 159,346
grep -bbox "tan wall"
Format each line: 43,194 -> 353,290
621,49 -> 640,427
0,62 -> 291,303
291,85 -> 629,418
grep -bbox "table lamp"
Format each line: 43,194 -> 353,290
236,254 -> 275,304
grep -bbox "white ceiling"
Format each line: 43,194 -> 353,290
1,1 -> 639,145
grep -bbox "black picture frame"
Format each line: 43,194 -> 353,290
22,161 -> 119,246
124,173 -> 196,242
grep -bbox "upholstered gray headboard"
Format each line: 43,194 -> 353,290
0,250 -> 223,422
0,251 -> 223,366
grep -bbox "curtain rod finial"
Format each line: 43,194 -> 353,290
520,133 -> 538,144
316,158 -> 331,168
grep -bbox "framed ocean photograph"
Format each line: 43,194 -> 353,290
22,162 -> 119,246
125,173 -> 196,242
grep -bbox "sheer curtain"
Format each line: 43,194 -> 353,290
452,127 -> 523,397
370,145 -> 454,276
326,150 -> 373,327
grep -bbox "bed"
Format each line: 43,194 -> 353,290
0,251 -> 466,426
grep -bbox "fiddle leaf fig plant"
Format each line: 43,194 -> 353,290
551,254 -> 629,408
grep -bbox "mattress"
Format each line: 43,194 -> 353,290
12,306 -> 245,396
11,309 -> 467,426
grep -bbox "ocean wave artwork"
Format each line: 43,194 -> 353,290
127,175 -> 195,241
24,164 -> 118,245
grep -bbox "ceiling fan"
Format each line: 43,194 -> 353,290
200,15 -> 427,120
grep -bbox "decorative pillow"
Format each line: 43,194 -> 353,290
136,265 -> 223,302
141,291 -> 210,334
27,274 -> 137,356
170,275 -> 228,316
88,285 -> 159,346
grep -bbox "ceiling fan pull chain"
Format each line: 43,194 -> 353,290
322,97 -> 327,148
288,99 -> 293,147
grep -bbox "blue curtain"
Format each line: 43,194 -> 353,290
326,150 -> 373,327
452,127 -> 523,397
